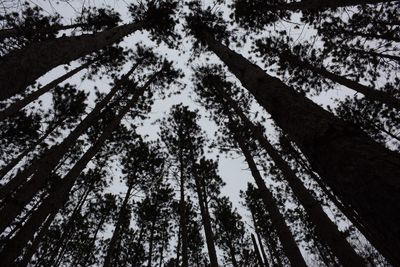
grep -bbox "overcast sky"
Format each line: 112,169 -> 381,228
9,0 -> 372,263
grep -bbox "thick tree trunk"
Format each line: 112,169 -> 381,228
0,73 -> 157,265
235,135 -> 307,267
0,23 -> 88,40
223,92 -> 365,266
279,51 -> 400,110
0,21 -> 145,100
0,66 -> 138,232
200,31 -> 400,266
251,233 -> 268,267
103,181 -> 135,267
192,165 -> 219,267
0,61 -> 91,122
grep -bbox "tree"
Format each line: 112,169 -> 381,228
186,10 -> 400,265
0,0 -> 178,100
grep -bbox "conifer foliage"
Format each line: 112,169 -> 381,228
0,0 -> 399,266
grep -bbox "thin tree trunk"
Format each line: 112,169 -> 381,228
192,162 -> 219,267
199,30 -> 400,266
0,72 -> 158,265
81,215 -> 107,267
0,21 -> 146,100
175,224 -> 181,267
336,29 -> 400,42
178,142 -> 189,267
48,186 -> 92,265
16,211 -> 57,267
0,66 -> 138,232
242,0 -> 394,13
256,229 -> 270,267
234,134 -> 307,267
252,233 -> 267,267
103,181 -> 135,267
279,50 -> 400,110
223,92 -> 365,266
0,23 -> 88,40
349,48 -> 400,63
147,217 -> 157,267
250,207 -> 270,267
0,117 -> 66,179
0,61 -> 92,122
227,241 -> 239,267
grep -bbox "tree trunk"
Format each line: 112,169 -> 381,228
103,181 -> 135,267
349,48 -> 400,63
0,117 -> 66,179
335,29 -> 400,42
0,21 -> 145,100
0,23 -> 88,40
279,50 -> 400,110
147,217 -> 157,267
16,211 -> 57,267
0,72 -> 157,265
234,134 -> 307,267
223,92 -> 365,266
244,0 -> 394,13
192,164 -> 219,267
0,61 -> 92,122
0,66 -> 138,232
251,233 -> 267,267
227,241 -> 239,267
178,141 -> 189,267
250,207 -> 270,267
199,30 -> 400,266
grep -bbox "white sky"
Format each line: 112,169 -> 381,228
6,0 -> 392,265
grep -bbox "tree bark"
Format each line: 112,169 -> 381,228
0,21 -> 145,100
0,72 -> 157,265
279,50 -> 400,110
192,165 -> 219,267
0,61 -> 92,122
103,181 -> 135,267
199,30 -> 400,266
223,92 -> 365,266
0,66 -> 138,233
349,48 -> 400,63
244,0 -> 394,12
0,23 -> 88,40
16,211 -> 57,267
252,233 -> 268,267
235,135 -> 307,267
0,117 -> 66,179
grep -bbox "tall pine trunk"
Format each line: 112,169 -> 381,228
349,48 -> 400,63
103,181 -> 135,267
223,91 -> 365,266
242,0 -> 394,13
0,117 -> 65,179
199,30 -> 400,266
251,233 -> 268,267
234,134 -> 307,267
0,61 -> 92,121
0,66 -> 138,233
278,50 -> 400,110
0,21 -> 145,100
0,23 -> 88,40
0,72 -> 158,265
192,165 -> 219,267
